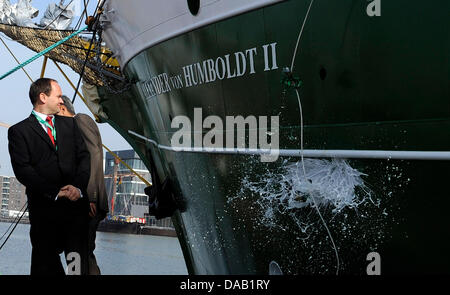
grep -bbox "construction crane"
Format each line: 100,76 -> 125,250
105,157 -> 145,216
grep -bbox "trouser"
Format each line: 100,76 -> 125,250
30,214 -> 89,275
87,211 -> 105,275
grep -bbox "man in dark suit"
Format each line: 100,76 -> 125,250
8,78 -> 91,275
59,95 -> 109,275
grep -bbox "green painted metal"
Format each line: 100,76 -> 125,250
98,0 -> 450,274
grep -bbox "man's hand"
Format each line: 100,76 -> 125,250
89,202 -> 97,217
58,185 -> 81,201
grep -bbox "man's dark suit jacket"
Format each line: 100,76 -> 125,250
8,114 -> 91,221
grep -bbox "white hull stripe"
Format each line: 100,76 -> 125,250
129,131 -> 450,161
102,0 -> 285,68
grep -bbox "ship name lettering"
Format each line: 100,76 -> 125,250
179,279 -> 215,293
142,73 -> 172,98
170,74 -> 184,89
263,42 -> 278,71
144,42 -> 279,96
182,46 -> 258,88
224,279 -> 270,290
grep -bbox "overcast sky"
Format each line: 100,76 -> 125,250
0,1 -> 132,176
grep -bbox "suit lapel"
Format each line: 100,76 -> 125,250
27,115 -> 56,151
54,115 -> 64,152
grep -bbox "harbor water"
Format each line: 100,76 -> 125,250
0,222 -> 188,275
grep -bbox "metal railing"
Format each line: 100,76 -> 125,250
146,216 -> 174,229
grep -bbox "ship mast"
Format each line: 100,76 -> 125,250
108,157 -> 142,217
110,157 -> 119,216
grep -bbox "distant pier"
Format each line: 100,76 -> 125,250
0,217 -> 29,224
97,219 -> 177,237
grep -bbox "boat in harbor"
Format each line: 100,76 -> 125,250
94,0 -> 450,275
96,218 -> 177,238
1,0 -> 449,274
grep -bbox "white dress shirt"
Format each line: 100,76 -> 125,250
33,110 -> 54,133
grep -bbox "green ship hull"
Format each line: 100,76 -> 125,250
97,0 -> 450,274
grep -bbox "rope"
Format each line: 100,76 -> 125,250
0,36 -> 34,82
71,0 -> 106,104
0,203 -> 27,241
289,0 -> 340,275
43,0 -> 76,30
40,56 -> 48,78
294,89 -> 340,275
94,33 -> 131,94
0,203 -> 28,252
290,0 -> 315,72
74,0 -> 91,31
0,25 -> 88,81
83,0 -> 89,22
53,60 -> 88,106
102,144 -> 152,187
71,31 -> 95,104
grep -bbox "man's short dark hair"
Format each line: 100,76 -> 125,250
29,78 -> 57,105
61,95 -> 76,115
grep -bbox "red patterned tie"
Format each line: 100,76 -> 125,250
46,116 -> 55,146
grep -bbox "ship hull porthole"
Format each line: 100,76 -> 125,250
188,0 -> 200,15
